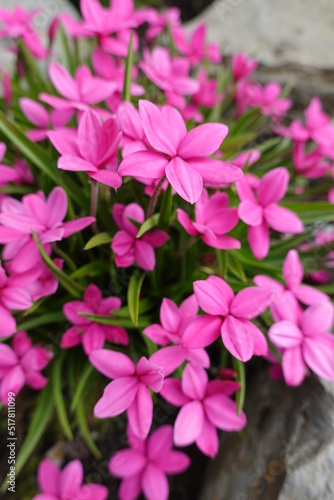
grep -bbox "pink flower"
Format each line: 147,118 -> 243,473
33,458 -> 108,500
89,350 -> 164,439
144,295 -> 210,376
0,6 -> 47,59
139,47 -> 199,97
269,302 -> 334,386
161,364 -> 246,456
116,102 -> 147,157
109,425 -> 190,500
177,189 -> 240,250
48,109 -> 122,189
232,149 -> 261,169
61,284 -> 128,355
22,258 -> 64,302
292,142 -> 331,179
92,48 -> 144,112
111,203 -> 169,271
182,276 -> 273,362
232,53 -> 258,81
141,7 -> 180,42
0,262 -> 36,337
182,69 -> 223,122
0,142 -> 20,186
0,187 -> 95,273
118,100 -> 244,204
40,63 -> 117,118
172,24 -> 221,66
237,167 -> 303,260
0,331 -> 53,405
251,82 -> 292,120
19,98 -> 73,142
254,250 -> 330,323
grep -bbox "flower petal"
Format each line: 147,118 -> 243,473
173,400 -> 204,446
166,157 -> 203,204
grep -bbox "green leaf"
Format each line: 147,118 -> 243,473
159,184 -> 173,230
122,31 -> 134,102
75,396 -> 102,459
52,353 -> 73,440
84,232 -> 113,250
71,363 -> 94,412
17,311 -> 66,331
228,253 -> 247,282
137,214 -> 160,238
281,202 -> 334,224
32,232 -> 84,298
59,25 -> 75,75
1,384 -> 54,493
17,40 -> 50,92
232,358 -> 246,414
78,312 -> 151,329
0,110 -> 60,184
70,261 -> 107,279
127,270 -> 146,326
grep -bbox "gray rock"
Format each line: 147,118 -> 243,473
199,371 -> 334,500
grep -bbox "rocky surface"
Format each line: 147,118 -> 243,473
199,371 -> 334,500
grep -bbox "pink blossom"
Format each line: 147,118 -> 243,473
254,250 -> 330,323
22,258 -> 64,302
118,100 -> 244,204
232,149 -> 261,169
0,262 -> 36,337
172,24 -> 221,66
19,98 -> 73,142
232,53 -> 258,81
92,48 -> 144,112
161,364 -> 246,456
139,47 -> 199,97
40,63 -> 117,118
182,69 -> 223,122
89,350 -> 164,439
48,109 -> 122,189
111,203 -> 169,271
237,167 -> 303,260
140,7 -> 181,42
182,275 -> 273,362
32,458 -> 108,500
0,331 -> 53,405
143,295 -> 210,376
61,284 -> 128,355
0,142 -> 20,186
251,82 -> 292,120
0,6 -> 47,59
292,142 -> 331,179
0,187 -> 95,273
116,102 -> 147,157
109,425 -> 190,500
269,302 -> 334,386
177,189 -> 240,249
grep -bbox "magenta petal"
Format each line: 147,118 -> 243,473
196,416 -> 219,457
94,377 -> 138,418
230,286 -> 273,319
58,155 -> 96,172
89,349 -> 135,378
109,449 -> 146,478
301,302 -> 334,337
160,379 -> 191,407
282,346 -> 306,386
61,217 -> 95,237
37,459 -> 60,496
178,123 -> 228,159
156,450 -> 190,474
0,366 -> 25,404
118,150 -> 169,179
176,209 -> 198,236
174,400 -> 204,446
166,157 -> 203,204
268,321 -> 303,349
149,346 -> 186,377
60,460 -> 83,498
19,98 -> 49,127
181,364 -> 208,400
147,426 -> 173,460
248,221 -> 270,260
264,205 -> 303,234
118,475 -> 142,500
294,285 -> 330,306
134,240 -> 156,270
82,325 -> 105,355
248,322 -> 268,356
142,463 -> 169,500
182,315 -> 222,349
46,187 -> 68,228
282,249 -> 303,289
0,306 -> 16,337
160,298 -> 180,332
204,394 -> 247,431
238,200 -> 263,226
303,338 -> 334,381
257,167 -> 289,206
143,324 -> 171,345
0,344 -> 18,367
194,275 -> 233,316
189,157 -> 244,187
185,347 -> 210,368
89,170 -> 122,189
49,63 -> 78,100
221,316 -> 254,362
127,384 -> 153,440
